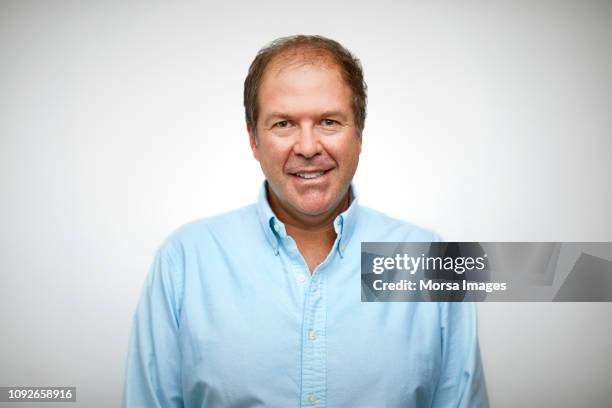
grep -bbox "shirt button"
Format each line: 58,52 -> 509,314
307,395 -> 318,406
341,244 -> 347,252
308,330 -> 317,341
297,275 -> 306,283
273,223 -> 280,232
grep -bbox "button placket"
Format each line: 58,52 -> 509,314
300,266 -> 326,408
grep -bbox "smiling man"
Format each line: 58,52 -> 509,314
123,35 -> 489,407
248,43 -> 363,273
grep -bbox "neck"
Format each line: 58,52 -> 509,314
266,185 -> 350,273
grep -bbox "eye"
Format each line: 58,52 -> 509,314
321,119 -> 336,126
274,120 -> 291,129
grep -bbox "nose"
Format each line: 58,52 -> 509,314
293,124 -> 322,158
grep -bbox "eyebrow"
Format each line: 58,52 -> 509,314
263,110 -> 349,126
319,111 -> 349,121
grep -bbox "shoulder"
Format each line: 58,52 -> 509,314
355,205 -> 443,242
157,204 -> 259,261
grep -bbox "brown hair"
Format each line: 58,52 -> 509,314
244,35 -> 367,139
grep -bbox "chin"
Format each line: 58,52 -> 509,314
292,196 -> 336,217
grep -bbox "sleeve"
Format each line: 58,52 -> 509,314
431,302 -> 489,408
122,247 -> 184,408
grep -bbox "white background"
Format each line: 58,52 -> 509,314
1,1 -> 611,407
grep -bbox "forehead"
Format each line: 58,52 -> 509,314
258,52 -> 352,116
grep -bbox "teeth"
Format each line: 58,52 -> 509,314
296,171 -> 325,179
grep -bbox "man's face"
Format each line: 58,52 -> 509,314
249,57 -> 362,220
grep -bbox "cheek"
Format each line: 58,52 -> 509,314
324,138 -> 361,169
258,140 -> 292,172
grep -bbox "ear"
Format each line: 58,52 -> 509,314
247,124 -> 259,161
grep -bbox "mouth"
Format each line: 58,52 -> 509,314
289,169 -> 332,181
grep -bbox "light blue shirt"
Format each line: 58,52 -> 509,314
123,182 -> 488,407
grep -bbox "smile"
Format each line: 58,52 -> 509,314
290,169 -> 332,181
296,171 -> 325,179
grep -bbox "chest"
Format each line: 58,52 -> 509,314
176,254 -> 442,407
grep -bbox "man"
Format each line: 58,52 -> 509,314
123,35 -> 488,407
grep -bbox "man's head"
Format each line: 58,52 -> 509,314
244,35 -> 367,223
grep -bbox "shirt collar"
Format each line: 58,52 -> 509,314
335,184 -> 359,257
255,181 -> 282,255
255,180 -> 360,257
